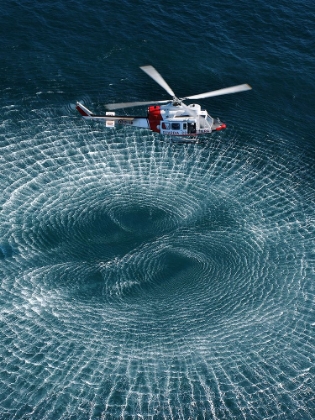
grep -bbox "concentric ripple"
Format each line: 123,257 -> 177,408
1,110 -> 315,419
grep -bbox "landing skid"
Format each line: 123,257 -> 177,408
168,135 -> 204,144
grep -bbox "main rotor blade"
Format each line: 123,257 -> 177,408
105,99 -> 170,110
140,65 -> 176,98
184,84 -> 252,100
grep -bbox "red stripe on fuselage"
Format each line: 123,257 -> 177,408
148,106 -> 163,133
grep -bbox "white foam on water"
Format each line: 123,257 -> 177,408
0,110 -> 315,418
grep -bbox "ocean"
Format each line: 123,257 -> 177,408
1,0 -> 315,418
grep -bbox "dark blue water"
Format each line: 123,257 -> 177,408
1,1 -> 315,418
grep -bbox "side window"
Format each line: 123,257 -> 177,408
171,123 -> 180,130
162,122 -> 170,130
183,123 -> 187,130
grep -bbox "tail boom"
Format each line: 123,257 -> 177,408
76,102 -> 148,128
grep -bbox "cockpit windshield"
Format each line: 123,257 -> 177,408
200,114 -> 213,129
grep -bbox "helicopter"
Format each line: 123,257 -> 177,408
76,65 -> 251,139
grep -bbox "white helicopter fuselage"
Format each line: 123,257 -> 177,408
76,101 -> 226,137
146,103 -> 226,136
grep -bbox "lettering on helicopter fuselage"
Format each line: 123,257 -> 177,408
117,119 -> 133,125
164,131 -> 184,135
163,130 -> 211,135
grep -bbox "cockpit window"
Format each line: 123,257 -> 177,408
200,115 -> 213,129
171,123 -> 180,130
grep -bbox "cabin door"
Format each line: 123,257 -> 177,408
188,122 -> 196,134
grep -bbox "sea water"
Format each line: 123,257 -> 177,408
0,0 -> 315,418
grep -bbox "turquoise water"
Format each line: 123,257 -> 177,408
1,1 -> 315,418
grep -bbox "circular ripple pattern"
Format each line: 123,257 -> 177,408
1,111 -> 315,419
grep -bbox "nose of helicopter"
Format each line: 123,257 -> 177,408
213,118 -> 227,131
215,123 -> 227,131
